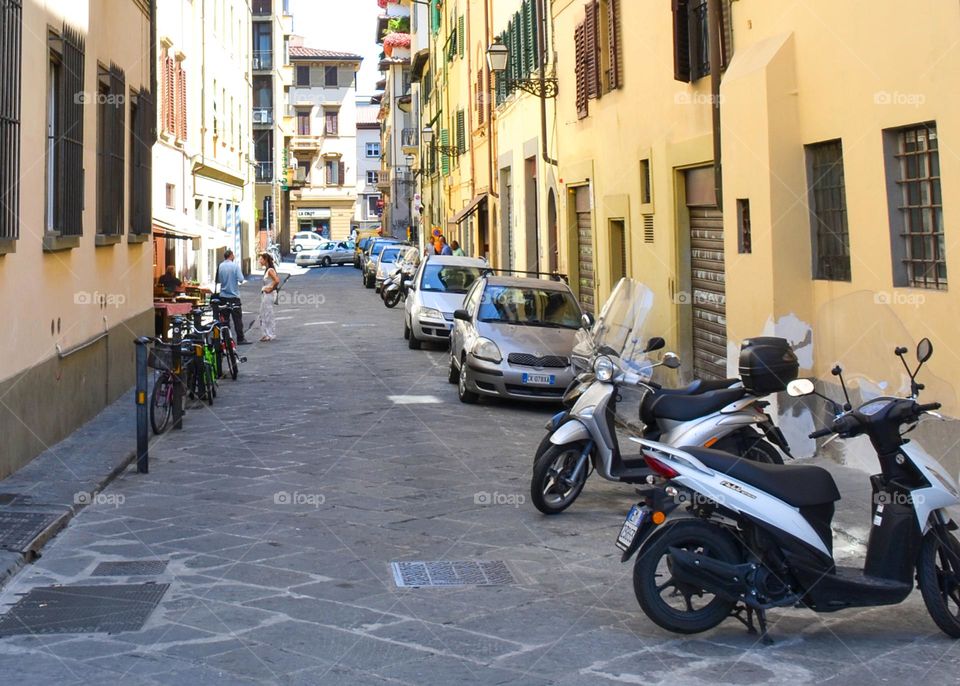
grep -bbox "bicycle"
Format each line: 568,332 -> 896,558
148,339 -> 188,434
210,298 -> 245,380
182,315 -> 219,405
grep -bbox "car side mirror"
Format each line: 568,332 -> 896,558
404,280 -> 413,290
917,337 -> 933,364
580,313 -> 595,329
644,337 -> 666,353
787,379 -> 816,397
662,352 -> 681,369
454,309 -> 472,322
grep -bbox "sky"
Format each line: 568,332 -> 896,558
288,0 -> 383,96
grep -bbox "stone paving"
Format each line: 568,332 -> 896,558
0,265 -> 957,685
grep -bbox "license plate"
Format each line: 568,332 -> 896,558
615,505 -> 648,551
522,373 -> 555,385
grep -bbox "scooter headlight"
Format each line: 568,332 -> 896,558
594,355 -> 616,382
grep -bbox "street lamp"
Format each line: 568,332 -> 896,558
420,125 -> 460,156
485,39 -> 558,99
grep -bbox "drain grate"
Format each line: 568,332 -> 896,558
0,511 -> 61,552
390,560 -> 515,588
0,583 -> 169,636
92,560 -> 169,577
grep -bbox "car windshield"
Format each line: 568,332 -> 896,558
420,265 -> 483,293
478,286 -> 581,329
379,247 -> 402,264
358,237 -> 371,250
370,242 -> 394,257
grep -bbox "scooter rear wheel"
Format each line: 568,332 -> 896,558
384,290 -> 401,308
633,520 -> 740,634
918,528 -> 960,637
530,443 -> 589,514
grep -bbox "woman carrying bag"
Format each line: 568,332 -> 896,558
258,252 -> 281,341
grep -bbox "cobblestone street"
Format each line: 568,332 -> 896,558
0,267 -> 957,685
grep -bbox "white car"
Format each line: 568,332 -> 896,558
404,255 -> 488,349
295,240 -> 355,267
292,231 -> 325,253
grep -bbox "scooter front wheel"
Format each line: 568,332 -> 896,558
384,290 -> 401,308
918,528 -> 960,637
530,443 -> 589,514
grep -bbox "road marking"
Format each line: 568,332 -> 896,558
303,321 -> 336,326
388,395 -> 443,405
341,323 -> 376,328
276,316 -> 294,321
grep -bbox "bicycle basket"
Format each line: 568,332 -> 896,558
147,343 -> 176,371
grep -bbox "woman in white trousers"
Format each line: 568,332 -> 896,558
258,252 -> 280,341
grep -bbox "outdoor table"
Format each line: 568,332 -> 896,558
154,301 -> 193,339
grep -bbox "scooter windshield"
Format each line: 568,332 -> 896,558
588,278 -> 657,367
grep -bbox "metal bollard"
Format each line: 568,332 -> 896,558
171,316 -> 184,431
134,337 -> 150,473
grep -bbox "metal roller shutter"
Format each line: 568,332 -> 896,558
689,206 -> 726,379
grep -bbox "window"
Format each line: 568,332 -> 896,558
324,108 -> 338,136
0,0 -> 22,243
496,0 -> 540,105
455,109 -> 466,155
600,0 -> 622,91
886,122 -> 946,289
175,62 -> 187,140
806,140 -> 850,280
161,48 -> 175,134
367,195 -> 380,217
366,142 -> 381,158
737,199 -> 751,254
324,66 -> 338,87
366,170 -> 379,184
46,25 -> 85,239
295,65 -> 310,86
325,159 -> 344,185
639,158 -> 652,204
165,183 -> 176,209
96,63 -> 125,239
672,0 -> 733,82
129,90 -> 155,235
296,109 -> 310,135
252,23 -> 272,69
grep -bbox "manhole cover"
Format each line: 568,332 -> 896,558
0,583 -> 169,636
0,511 -> 61,552
390,561 -> 515,588
92,560 -> 169,576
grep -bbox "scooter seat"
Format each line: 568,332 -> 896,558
639,379 -> 741,425
680,447 -> 841,508
649,387 -> 747,422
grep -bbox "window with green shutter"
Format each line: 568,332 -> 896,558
430,0 -> 440,34
456,109 -> 466,155
458,15 -> 465,59
440,128 -> 450,175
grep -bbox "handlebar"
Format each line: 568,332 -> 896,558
808,428 -> 833,439
917,402 -> 942,413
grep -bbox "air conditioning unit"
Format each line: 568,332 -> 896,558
253,110 -> 270,124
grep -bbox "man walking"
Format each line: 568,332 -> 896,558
439,235 -> 453,256
217,250 -> 249,345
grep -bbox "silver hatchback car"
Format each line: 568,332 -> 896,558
404,255 -> 487,349
449,276 -> 583,403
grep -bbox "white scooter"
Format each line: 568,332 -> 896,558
617,338 -> 960,641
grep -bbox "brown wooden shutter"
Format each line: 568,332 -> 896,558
672,0 -> 691,82
574,21 -> 588,119
719,0 -> 733,69
176,64 -> 187,140
607,0 -> 622,89
476,70 -> 485,125
338,161 -> 345,186
584,0 -> 601,99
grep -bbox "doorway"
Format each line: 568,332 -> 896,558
524,157 -> 539,272
574,186 -> 595,314
547,189 -> 558,272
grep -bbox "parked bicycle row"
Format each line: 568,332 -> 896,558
352,233 -> 960,642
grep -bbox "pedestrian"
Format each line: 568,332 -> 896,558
217,249 -> 249,345
258,252 -> 281,342
439,235 -> 453,255
450,240 -> 465,257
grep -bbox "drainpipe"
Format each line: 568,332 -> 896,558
537,0 -> 557,167
707,0 -> 723,210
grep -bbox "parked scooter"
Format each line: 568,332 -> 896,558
382,266 -> 406,308
530,279 -> 793,515
618,338 -> 960,641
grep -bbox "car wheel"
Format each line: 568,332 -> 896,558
447,356 -> 459,384
364,274 -> 374,289
403,320 -> 410,340
408,327 -> 422,350
457,357 -> 479,403
292,245 -> 301,253
321,256 -> 332,267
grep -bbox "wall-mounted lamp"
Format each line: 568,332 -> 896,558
485,38 -> 558,99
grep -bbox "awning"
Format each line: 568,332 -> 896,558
410,48 -> 430,82
449,195 -> 487,225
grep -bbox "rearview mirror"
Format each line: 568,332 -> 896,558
787,379 -> 816,397
917,338 -> 933,364
404,280 -> 413,290
644,337 -> 666,353
580,313 -> 595,330
453,309 -> 472,322
662,352 -> 681,369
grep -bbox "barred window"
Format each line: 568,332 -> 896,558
807,140 -> 851,281
0,0 -> 22,242
46,24 -> 85,239
895,123 -> 945,289
97,64 -> 125,238
129,88 -> 154,235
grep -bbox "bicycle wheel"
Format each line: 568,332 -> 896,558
205,361 -> 217,403
227,345 -> 239,380
215,342 -> 224,379
150,374 -> 174,434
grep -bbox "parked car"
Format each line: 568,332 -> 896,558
404,255 -> 487,349
292,231 -> 326,253
361,238 -> 403,288
373,244 -> 411,292
448,275 -> 583,403
295,240 -> 355,267
353,230 -> 380,268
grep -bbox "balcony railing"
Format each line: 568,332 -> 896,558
400,127 -> 418,149
290,135 -> 322,153
253,50 -> 273,71
252,0 -> 272,16
253,107 -> 274,125
255,161 -> 274,183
